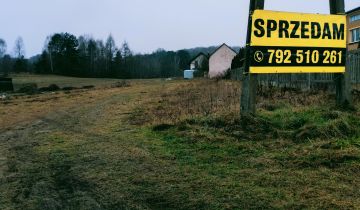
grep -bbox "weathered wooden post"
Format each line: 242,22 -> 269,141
241,0 -> 349,115
240,0 -> 264,116
330,0 -> 353,107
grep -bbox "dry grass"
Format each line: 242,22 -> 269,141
130,79 -> 241,125
257,85 -> 333,109
141,80 -> 360,209
0,76 -> 165,131
132,79 -> 334,127
1,76 -> 360,209
11,73 -> 122,90
0,88 -> 119,130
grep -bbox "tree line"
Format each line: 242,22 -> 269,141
0,37 -> 28,77
0,33 -> 192,78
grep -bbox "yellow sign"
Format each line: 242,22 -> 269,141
249,10 -> 347,74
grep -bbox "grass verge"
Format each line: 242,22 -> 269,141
143,81 -> 360,209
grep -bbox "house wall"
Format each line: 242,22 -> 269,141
190,55 -> 208,70
209,45 -> 237,78
348,9 -> 360,51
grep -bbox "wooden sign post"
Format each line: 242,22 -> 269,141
330,0 -> 353,107
240,0 -> 264,115
240,0 -> 351,117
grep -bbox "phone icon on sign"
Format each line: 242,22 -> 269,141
254,51 -> 264,63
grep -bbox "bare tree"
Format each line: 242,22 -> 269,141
13,37 -> 25,58
44,35 -> 54,73
0,38 -> 6,58
88,38 -> 97,75
0,38 -> 7,76
105,35 -> 116,58
121,41 -> 132,58
105,34 -> 116,74
120,41 -> 133,78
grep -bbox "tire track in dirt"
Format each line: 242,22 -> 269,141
0,81 -> 175,209
0,89 -> 132,159
0,88 -> 133,191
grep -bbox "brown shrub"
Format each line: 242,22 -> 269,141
144,80 -> 241,125
130,80 -> 334,127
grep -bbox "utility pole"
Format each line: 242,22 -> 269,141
330,0 -> 352,107
240,0 -> 265,116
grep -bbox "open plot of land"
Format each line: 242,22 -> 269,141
11,74 -> 122,90
0,75 -> 359,209
10,74 -> 158,90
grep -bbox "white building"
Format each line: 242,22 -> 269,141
208,44 -> 237,78
189,53 -> 209,70
184,70 -> 196,79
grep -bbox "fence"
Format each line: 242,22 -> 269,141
231,49 -> 360,90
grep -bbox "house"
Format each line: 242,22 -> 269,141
189,53 -> 209,70
347,6 -> 360,51
208,43 -> 237,78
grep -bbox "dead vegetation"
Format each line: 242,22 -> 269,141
111,80 -> 131,88
1,77 -> 360,209
130,80 -> 241,125
131,80 -> 337,123
0,79 -> 134,131
127,80 -> 360,144
136,80 -> 360,209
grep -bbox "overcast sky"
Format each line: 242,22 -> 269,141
1,0 -> 359,57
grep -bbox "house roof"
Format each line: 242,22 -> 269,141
189,52 -> 208,64
209,43 -> 238,58
346,6 -> 360,14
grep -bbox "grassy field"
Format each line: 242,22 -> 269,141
10,74 -> 160,90
10,74 -> 119,90
0,74 -> 359,209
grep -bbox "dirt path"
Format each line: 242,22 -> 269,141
0,88 -> 129,176
1,79 -> 360,209
0,80 -> 178,209
0,89 -> 105,179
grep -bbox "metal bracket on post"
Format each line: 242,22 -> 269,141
330,0 -> 353,107
240,0 -> 265,116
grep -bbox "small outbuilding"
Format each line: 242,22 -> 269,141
209,44 -> 237,78
184,70 -> 196,79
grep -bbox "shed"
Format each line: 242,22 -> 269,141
184,70 -> 196,79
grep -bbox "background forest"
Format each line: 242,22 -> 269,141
0,33 -> 241,79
